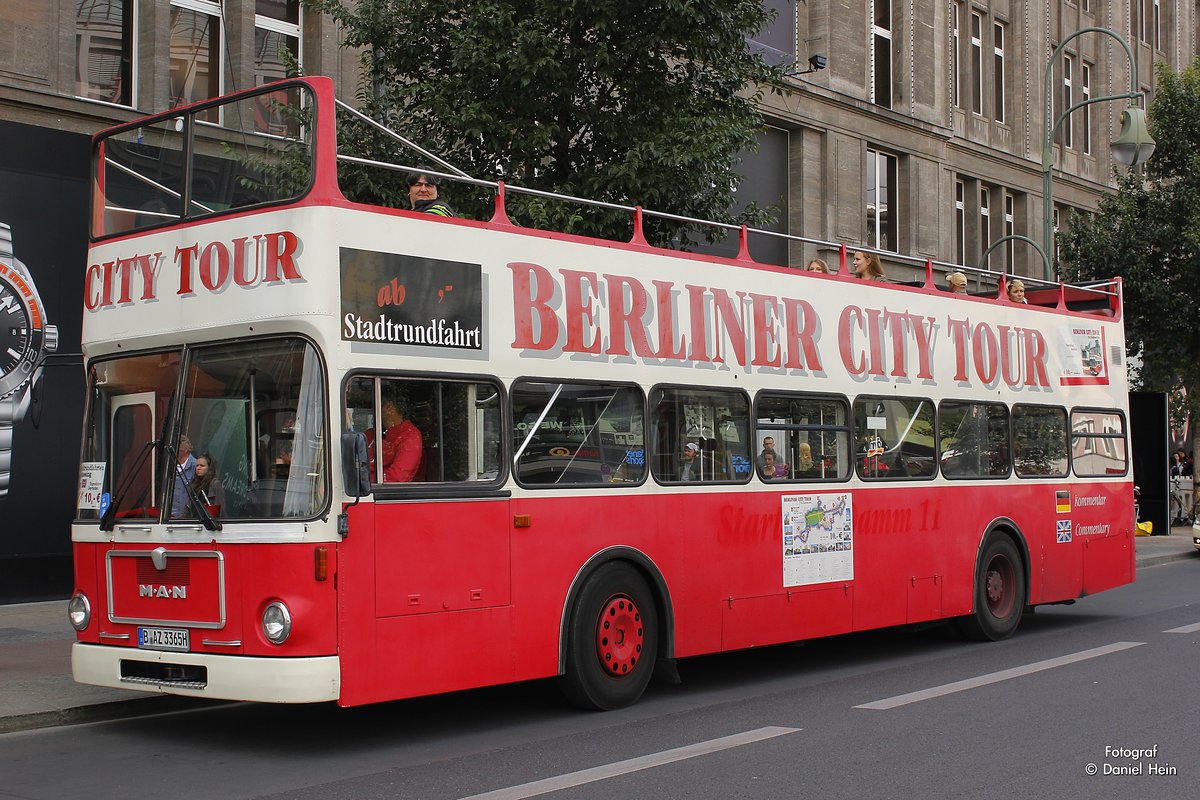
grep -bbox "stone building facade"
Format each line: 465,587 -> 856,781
751,1 -> 1198,280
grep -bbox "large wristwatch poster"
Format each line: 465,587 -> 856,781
0,118 -> 89,602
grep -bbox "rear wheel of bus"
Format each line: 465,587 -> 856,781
560,562 -> 658,710
958,534 -> 1025,641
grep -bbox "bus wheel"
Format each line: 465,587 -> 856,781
560,562 -> 658,710
958,535 -> 1025,641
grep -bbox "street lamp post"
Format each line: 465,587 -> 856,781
1042,27 -> 1156,281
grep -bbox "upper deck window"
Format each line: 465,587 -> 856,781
94,81 -> 314,238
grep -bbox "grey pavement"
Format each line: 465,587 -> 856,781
1,527 -> 1195,735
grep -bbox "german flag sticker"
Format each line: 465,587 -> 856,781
1056,490 -> 1071,514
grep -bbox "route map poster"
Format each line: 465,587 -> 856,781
781,492 -> 854,587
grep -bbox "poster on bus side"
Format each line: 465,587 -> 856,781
1058,324 -> 1108,385
781,492 -> 854,587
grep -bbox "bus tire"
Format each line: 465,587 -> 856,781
957,535 -> 1025,641
560,562 -> 658,710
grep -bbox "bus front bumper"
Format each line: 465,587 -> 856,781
72,643 -> 340,704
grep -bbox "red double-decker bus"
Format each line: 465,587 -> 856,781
69,77 -> 1134,710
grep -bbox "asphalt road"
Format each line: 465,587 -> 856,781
4,559 -> 1198,800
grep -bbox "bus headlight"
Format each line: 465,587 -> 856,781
262,601 -> 292,644
68,593 -> 91,631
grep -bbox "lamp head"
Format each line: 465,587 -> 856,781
808,54 -> 828,71
1111,106 -> 1156,167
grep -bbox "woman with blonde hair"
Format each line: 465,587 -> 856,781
806,258 -> 830,273
852,250 -> 886,281
1006,279 -> 1028,303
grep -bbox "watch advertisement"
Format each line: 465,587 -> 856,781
0,118 -> 89,602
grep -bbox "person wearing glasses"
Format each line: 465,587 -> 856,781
406,168 -> 456,217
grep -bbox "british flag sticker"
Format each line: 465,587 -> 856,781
1056,519 -> 1073,543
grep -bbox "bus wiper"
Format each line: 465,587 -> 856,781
99,438 -> 159,532
160,439 -> 223,532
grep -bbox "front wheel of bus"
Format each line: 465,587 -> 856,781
560,562 -> 658,711
958,535 -> 1025,641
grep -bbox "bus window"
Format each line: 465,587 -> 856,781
651,387 -> 751,484
180,338 -> 327,519
754,393 -> 851,482
346,375 -> 503,485
853,396 -> 936,480
511,380 -> 646,486
1071,409 -> 1128,477
1012,405 -> 1069,477
938,401 -> 1011,478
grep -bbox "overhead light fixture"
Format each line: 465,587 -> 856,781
1110,106 -> 1156,167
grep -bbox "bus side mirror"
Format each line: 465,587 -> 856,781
341,431 -> 371,498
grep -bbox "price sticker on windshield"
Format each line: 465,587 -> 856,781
78,462 -> 107,510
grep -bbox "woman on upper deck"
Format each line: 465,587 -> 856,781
852,251 -> 887,281
406,168 -> 456,217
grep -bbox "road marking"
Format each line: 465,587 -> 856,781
854,641 -> 1145,710
1163,622 -> 1200,634
456,726 -> 800,800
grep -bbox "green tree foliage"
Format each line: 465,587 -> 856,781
1061,60 -> 1200,437
303,0 -> 785,246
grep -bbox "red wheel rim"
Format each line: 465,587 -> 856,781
595,594 -> 644,676
984,554 -> 1016,618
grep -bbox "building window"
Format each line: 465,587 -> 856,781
970,12 -> 982,114
871,0 -> 893,108
979,187 -> 991,267
1153,0 -> 1161,50
1053,206 -> 1062,265
76,0 -> 134,106
951,3 -> 961,108
955,180 -> 966,265
1082,62 -> 1092,155
866,148 -> 898,251
169,0 -> 223,119
993,22 -> 1005,122
254,1 -> 301,86
1004,192 -> 1015,271
1062,54 -> 1074,150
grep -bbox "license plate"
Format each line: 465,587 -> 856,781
137,626 -> 190,652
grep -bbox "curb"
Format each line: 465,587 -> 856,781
0,696 -> 218,736
1137,550 -> 1198,570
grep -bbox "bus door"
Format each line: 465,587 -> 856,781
339,376 -> 510,703
109,391 -> 159,517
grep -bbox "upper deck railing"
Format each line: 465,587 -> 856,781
89,76 -> 1120,317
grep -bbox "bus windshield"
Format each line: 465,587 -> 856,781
79,338 -> 328,522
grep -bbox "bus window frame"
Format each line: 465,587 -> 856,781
853,394 -> 939,482
1069,406 -> 1130,478
510,376 -> 649,490
753,391 -> 853,484
342,370 -> 510,499
936,399 -> 1013,481
649,383 -> 754,486
90,78 -> 318,242
1011,403 -> 1070,479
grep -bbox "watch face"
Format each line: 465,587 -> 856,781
1,276 -> 31,375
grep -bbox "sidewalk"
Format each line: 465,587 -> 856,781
2,528 -> 1196,735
